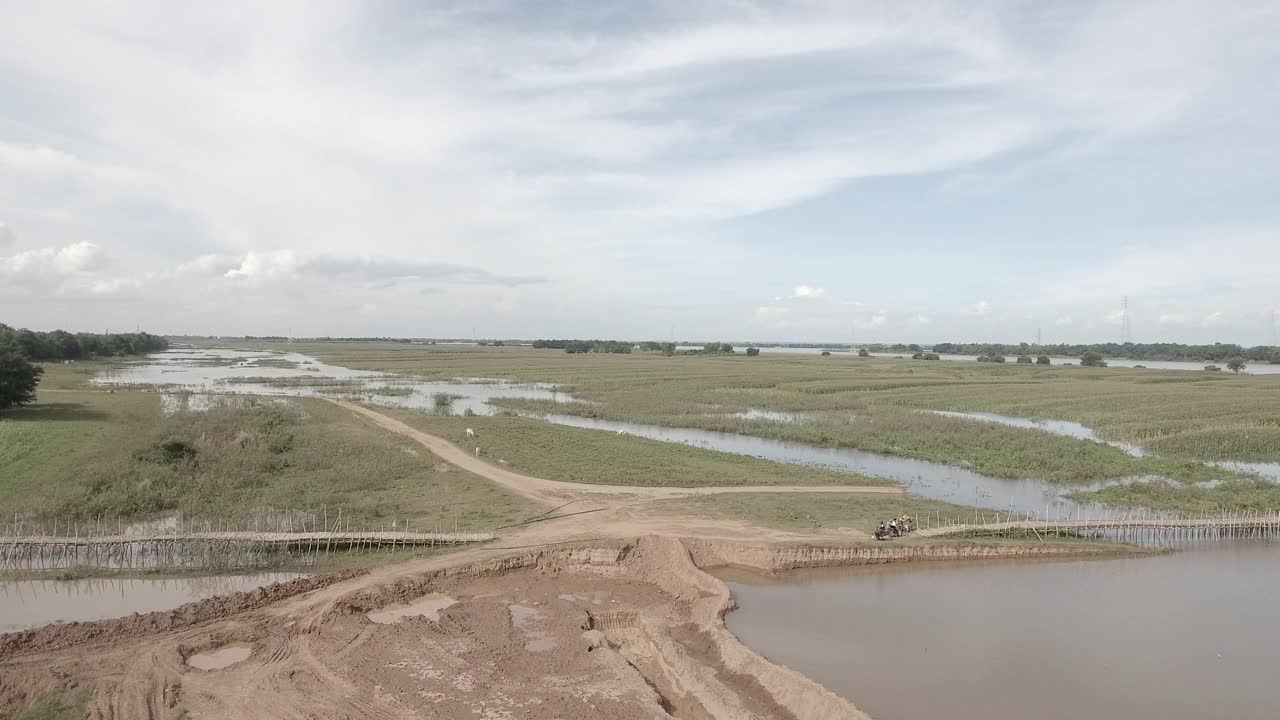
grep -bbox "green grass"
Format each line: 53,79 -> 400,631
0,391 -> 539,531
17,690 -> 88,720
384,410 -> 890,487
245,342 -> 1277,480
1069,478 -> 1280,513
651,492 -> 986,533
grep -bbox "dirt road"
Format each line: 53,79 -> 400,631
334,399 -> 901,505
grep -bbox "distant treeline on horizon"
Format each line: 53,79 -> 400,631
165,335 -> 1279,363
1,323 -> 169,361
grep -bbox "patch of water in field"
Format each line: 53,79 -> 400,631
731,408 -> 813,423
927,410 -> 1148,457
95,349 -> 574,416
719,541 -> 1280,720
536,414 -> 1137,516
1208,461 -> 1280,482
0,573 -> 305,632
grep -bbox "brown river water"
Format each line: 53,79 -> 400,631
719,542 -> 1280,720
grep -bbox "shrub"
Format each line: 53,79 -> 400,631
1036,355 -> 1051,365
1016,355 -> 1032,364
857,349 -> 870,358
1080,351 -> 1108,367
746,347 -> 760,357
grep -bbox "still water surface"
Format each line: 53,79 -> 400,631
720,542 -> 1280,720
0,573 -> 305,632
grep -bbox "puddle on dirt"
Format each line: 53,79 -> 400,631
509,603 -> 557,652
927,410 -> 1148,457
367,595 -> 457,624
97,348 -> 573,417
0,573 -> 306,632
719,541 -> 1280,720
187,643 -> 253,670
536,413 -> 1138,516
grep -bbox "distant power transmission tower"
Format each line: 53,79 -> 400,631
1036,327 -> 1042,346
1120,296 -> 1132,344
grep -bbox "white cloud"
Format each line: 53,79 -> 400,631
0,224 -> 13,247
792,285 -> 826,299
1,242 -> 104,275
1055,315 -> 1074,327
908,314 -> 931,325
868,313 -> 888,328
1103,308 -> 1126,325
1203,311 -> 1224,326
970,300 -> 992,315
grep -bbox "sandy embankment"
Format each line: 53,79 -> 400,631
0,535 -> 1124,720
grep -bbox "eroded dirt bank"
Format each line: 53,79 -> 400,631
0,536 -> 1124,720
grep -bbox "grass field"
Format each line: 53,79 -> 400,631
385,410 -> 891,487
251,342 -> 1276,477
1069,478 -> 1280,513
0,386 -> 538,531
648,492 -> 978,533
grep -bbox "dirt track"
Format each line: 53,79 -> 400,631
0,402 -> 1118,720
335,399 -> 902,504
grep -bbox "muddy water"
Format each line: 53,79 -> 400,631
720,542 -> 1280,720
538,413 -> 1134,516
0,573 -> 305,632
366,595 -> 457,624
187,643 -> 253,670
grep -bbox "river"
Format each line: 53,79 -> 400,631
719,541 -> 1280,720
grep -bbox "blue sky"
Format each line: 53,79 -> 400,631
2,0 -> 1278,344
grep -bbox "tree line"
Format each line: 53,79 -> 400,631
922,342 -> 1280,363
0,323 -> 169,361
0,324 -> 169,410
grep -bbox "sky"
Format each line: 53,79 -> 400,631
2,1 -> 1279,345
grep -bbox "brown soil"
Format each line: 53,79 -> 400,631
0,402 -> 1130,720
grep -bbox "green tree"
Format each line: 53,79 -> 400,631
1036,355 -> 1051,365
1226,357 -> 1246,373
923,352 -> 940,360
1080,351 -> 1107,367
0,341 -> 43,409
1016,355 -> 1032,364
820,350 -> 831,356
1204,364 -> 1222,372
745,347 -> 760,356
857,348 -> 870,358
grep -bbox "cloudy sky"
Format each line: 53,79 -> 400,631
2,1 -> 1278,344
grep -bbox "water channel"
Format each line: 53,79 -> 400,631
0,573 -> 305,632
719,541 -> 1280,720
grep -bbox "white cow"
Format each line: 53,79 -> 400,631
475,446 -> 481,457
465,428 -> 476,438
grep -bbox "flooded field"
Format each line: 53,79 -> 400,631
720,541 -> 1280,720
0,573 -> 305,632
537,413 -> 1134,515
928,410 -> 1148,457
96,347 -> 574,416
